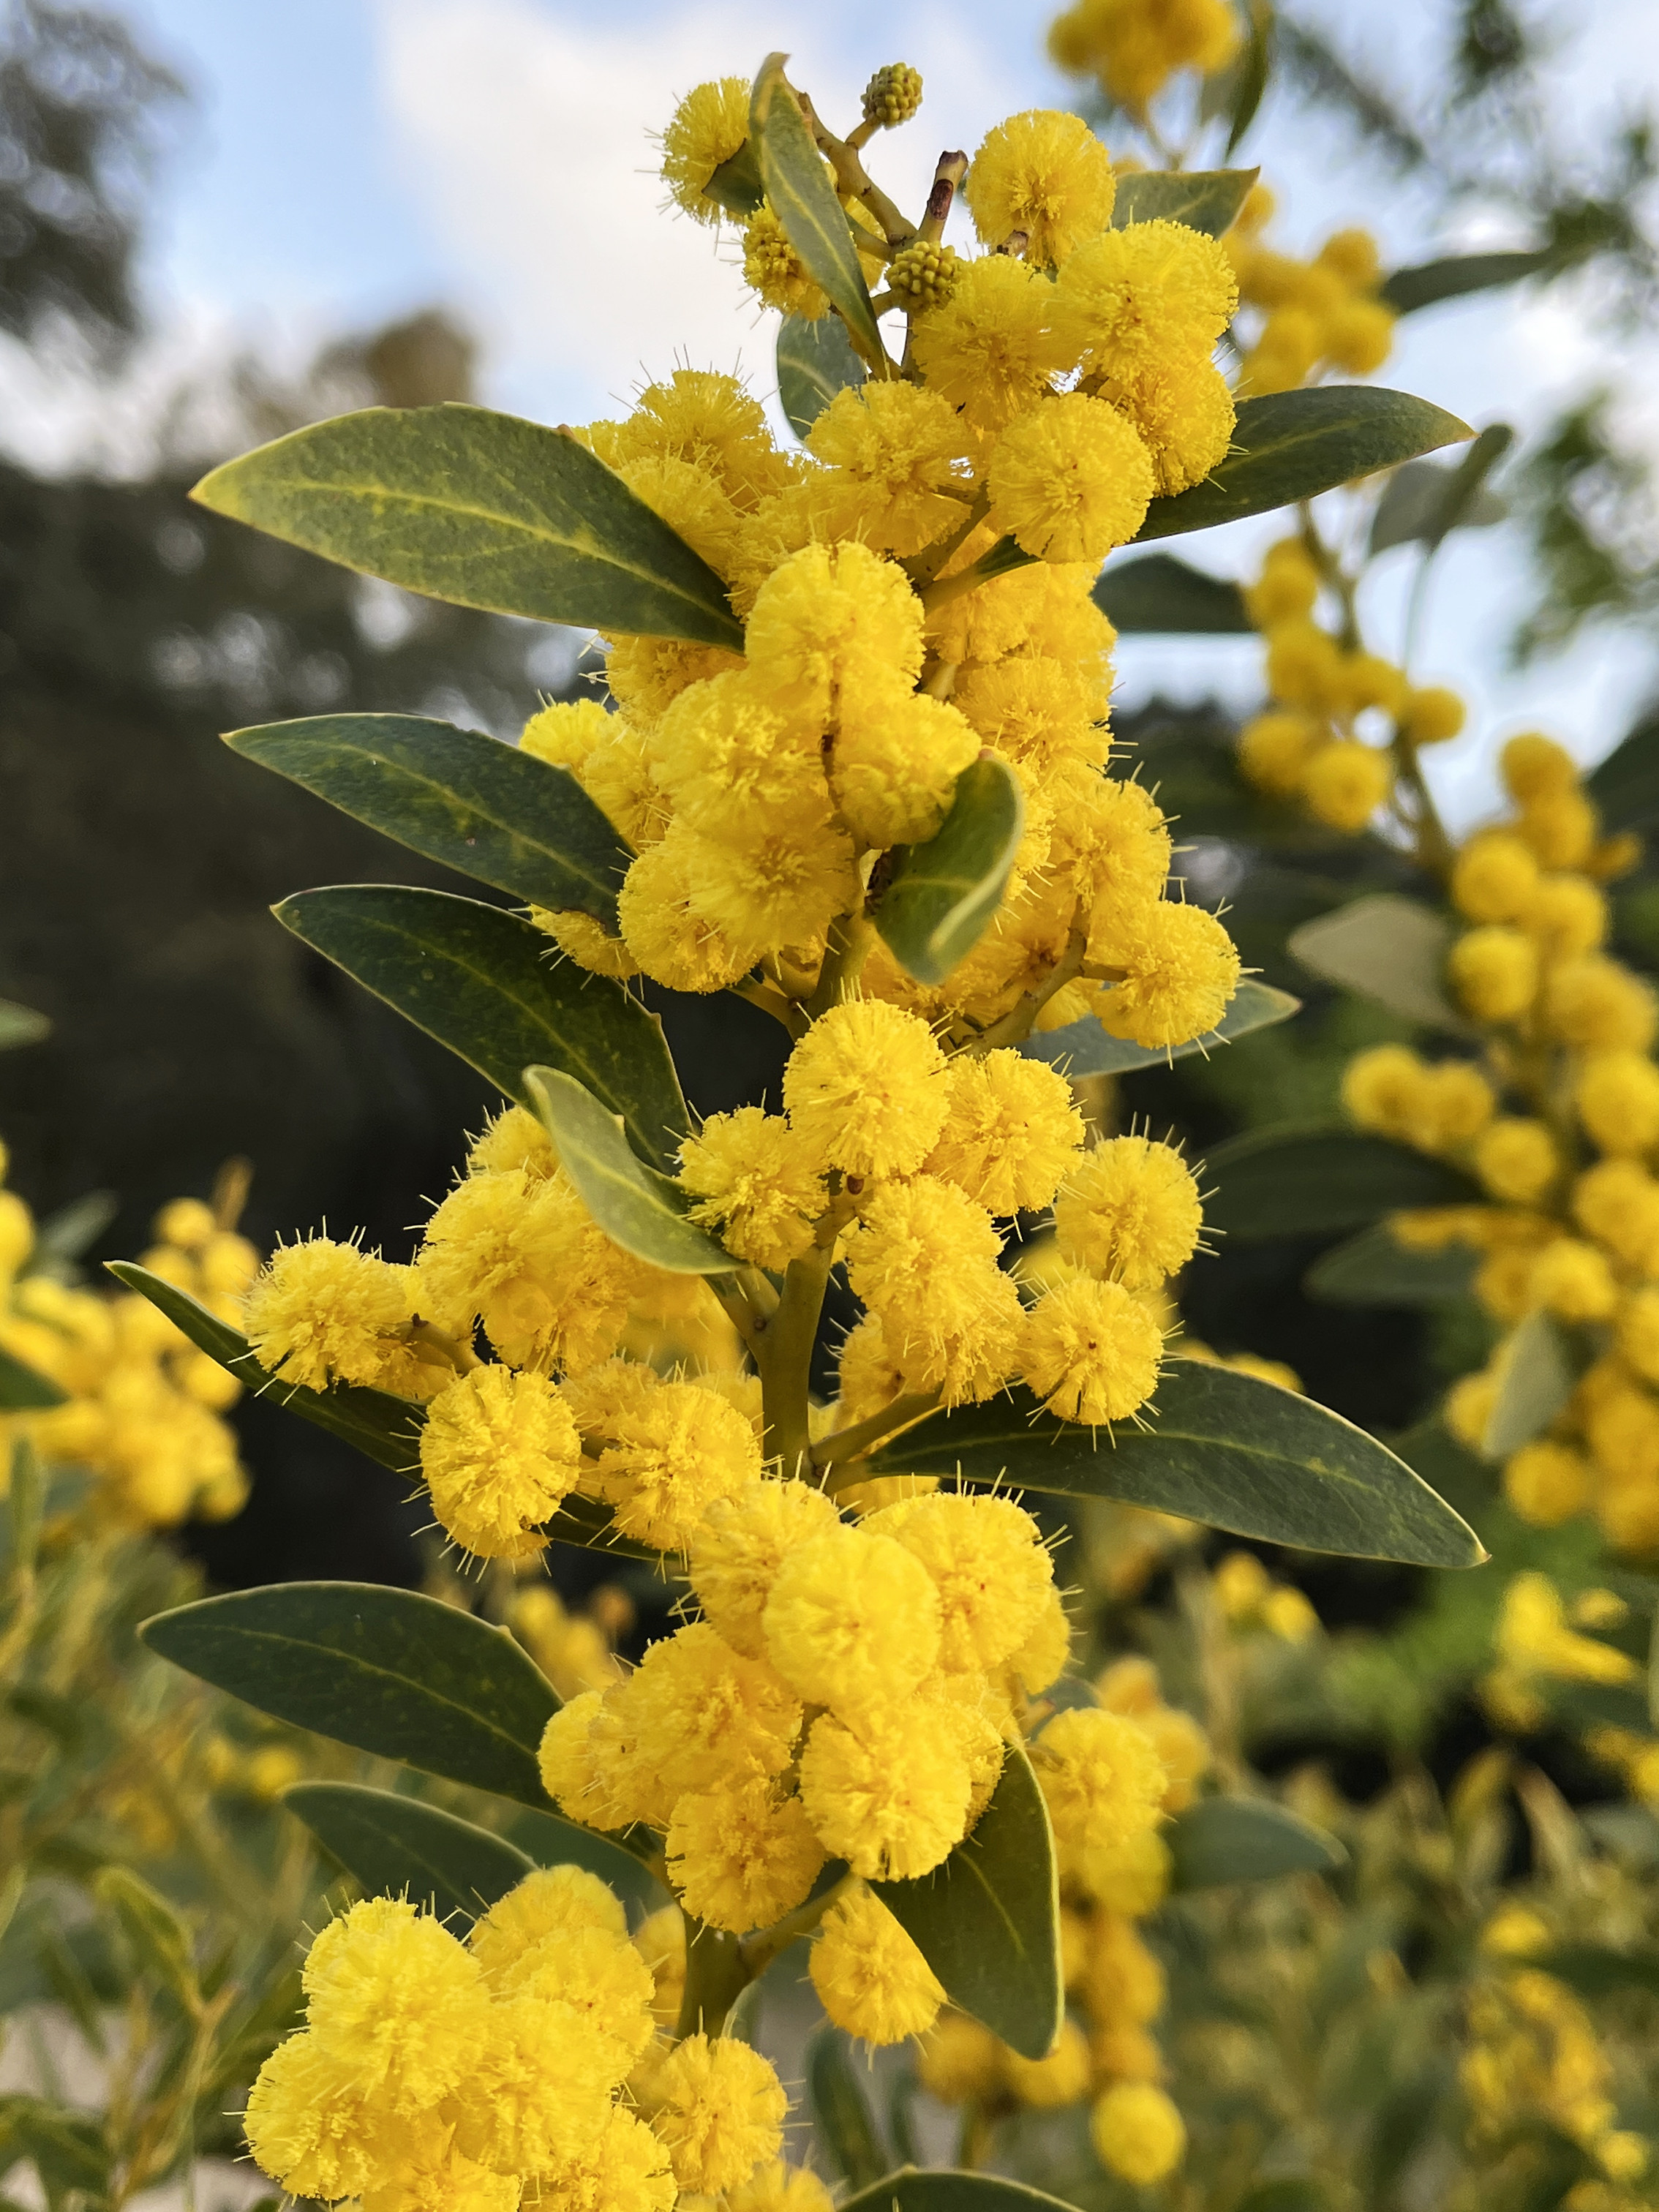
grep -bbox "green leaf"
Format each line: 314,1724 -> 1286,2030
1235,2183 -> 1333,2212
1381,249 -> 1551,315
806,2026 -> 889,2192
1532,1941 -> 1659,2001
704,140 -> 765,219
1135,388 -> 1472,542
1204,1124 -> 1481,1241
750,56 -> 886,368
275,886 -> 688,1173
1481,1308 -> 1575,1461
524,1066 -> 733,1274
284,1783 -> 535,1923
875,758 -> 1025,987
7,1444 -> 43,1580
1092,550 -> 1251,633
227,715 -> 631,928
1222,1 -> 1274,154
1110,166 -> 1260,238
838,2171 -> 1082,2212
92,1867 -> 198,2010
1587,704 -> 1659,833
140,1581 -> 560,1810
874,1745 -> 1061,2062
1018,979 -> 1300,1077
27,1191 -> 117,1273
1166,1797 -> 1346,1889
192,404 -> 744,650
777,313 -> 866,440
1304,1221 -> 1478,1306
1,2101 -> 110,2204
107,1262 -> 424,1474
0,1001 -> 48,1053
0,1347 -> 65,1412
1288,892 -> 1468,1032
866,1361 -> 1483,1568
1368,439 -> 1511,557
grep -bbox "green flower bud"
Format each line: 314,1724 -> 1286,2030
887,240 -> 961,310
862,63 -> 923,129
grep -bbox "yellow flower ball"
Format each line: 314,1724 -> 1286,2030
1091,2080 -> 1187,2186
1244,538 -> 1320,626
1522,873 -> 1607,958
535,2107 -> 675,2212
659,78 -> 750,225
242,1237 -> 426,1397
1502,731 -> 1579,805
1620,1286 -> 1659,1385
923,1049 -> 1085,1214
763,1522 -> 941,1718
985,391 -> 1155,563
1238,710 -> 1323,796
1053,1134 -> 1203,1288
797,1707 -> 972,1878
418,1365 -> 582,1560
963,108 -> 1116,267
1472,1118 -> 1559,1206
1448,925 -> 1539,1023
666,1776 -> 826,1933
1341,1044 -> 1429,1137
807,380 -> 969,556
677,1107 -> 827,1270
1101,349 -> 1237,497
1056,217 -> 1238,375
783,1000 -> 950,1178
1451,831 -> 1541,924
1545,955 -> 1658,1054
1094,900 -> 1241,1050
1321,296 -> 1396,376
809,1885 -> 946,2044
1578,1052 -> 1659,1156
468,1865 -> 627,1981
843,1175 -> 1025,1407
1301,738 -> 1391,832
745,538 -> 924,728
1032,1705 -> 1167,1862
1530,1238 -> 1618,1323
301,1897 -> 492,2113
742,203 -> 826,319
918,2010 -> 1007,2104
870,1491 -> 1055,1673
1403,684 -> 1466,745
910,255 -> 1077,433
1006,2018 -> 1093,2108
831,689 -> 979,850
1264,617 -> 1343,710
1019,1275 -> 1165,1423
1503,1441 -> 1591,1529
649,2034 -> 788,2194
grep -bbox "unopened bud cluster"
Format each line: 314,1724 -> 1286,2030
862,61 -> 923,127
887,238 -> 961,308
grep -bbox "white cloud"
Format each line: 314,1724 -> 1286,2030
369,0 -> 1039,425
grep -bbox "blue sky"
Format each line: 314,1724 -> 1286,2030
18,0 -> 1659,811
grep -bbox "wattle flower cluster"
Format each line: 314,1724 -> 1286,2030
1222,184 -> 1397,394
1237,530 -> 1465,834
915,1655 -> 1208,2187
0,1163 -> 252,1526
244,1868 -> 797,2212
1047,0 -> 1242,113
1336,737 -> 1659,1550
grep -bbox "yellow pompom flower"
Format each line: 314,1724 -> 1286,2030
1057,217 -> 1237,375
1032,1705 -> 1167,1862
688,1478 -> 843,1659
467,1103 -> 559,1181
1578,1052 -> 1659,1156
798,1708 -> 972,1878
763,1522 -> 941,1716
910,255 -> 1076,433
1448,925 -> 1539,1023
1054,1135 -> 1203,1288
617,838 -> 759,994
1006,2019 -> 1092,2108
924,1050 -> 1085,1214
614,369 -> 791,512
1451,831 -> 1540,924
1530,1238 -> 1618,1324
650,671 -> 820,829
538,1690 -> 647,1834
985,391 -> 1154,563
660,78 -> 750,225
963,108 -> 1116,267
843,1175 -> 1025,1406
676,803 -> 859,956
592,1376 -> 764,1551
1244,538 -> 1320,625
918,2009 -> 1007,2104
1238,710 -> 1323,794
1522,873 -> 1606,958
742,203 -> 826,319
667,1776 -> 826,1933
1472,1118 -> 1558,1206
727,2163 -> 836,2212
242,1236 -> 422,1396
1502,731 -> 1579,804
810,1886 -> 946,2044
872,1491 -> 1055,1672
745,539 -> 923,729
418,1364 -> 582,1560
1100,349 -> 1237,497
952,653 -> 1109,772
1019,1276 -> 1165,1423
1095,900 -> 1241,1049
1403,684 -> 1466,745
650,2034 -> 788,2194
1545,955 -> 1658,1054
677,1107 -> 827,1271
1092,2080 -> 1187,2186
451,1993 -> 617,2175
535,2105 -> 676,2212
1301,738 -> 1391,832
301,1897 -> 492,2113
807,381 -> 969,555
783,1000 -> 950,1178
832,688 -> 980,850
1264,617 -> 1342,710
469,1865 -> 627,1981
1504,1440 -> 1591,1530
244,2032 -> 394,2202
